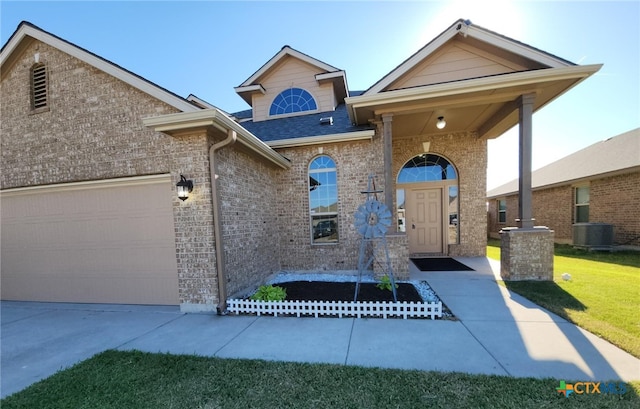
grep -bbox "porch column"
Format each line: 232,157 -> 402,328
500,92 -> 554,282
382,113 -> 393,209
517,93 -> 535,229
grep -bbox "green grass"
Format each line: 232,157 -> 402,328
2,350 -> 638,408
488,239 -> 640,358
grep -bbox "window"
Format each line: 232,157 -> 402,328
575,186 -> 590,223
498,199 -> 507,223
31,63 -> 48,110
270,88 -> 317,116
309,156 -> 338,244
397,154 -> 457,183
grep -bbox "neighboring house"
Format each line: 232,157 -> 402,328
487,128 -> 640,245
0,20 -> 600,312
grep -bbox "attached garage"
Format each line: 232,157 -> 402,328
1,175 -> 179,305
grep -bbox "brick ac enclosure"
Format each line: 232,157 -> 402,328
488,171 -> 640,245
0,39 -> 219,309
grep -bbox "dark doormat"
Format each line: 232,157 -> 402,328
411,257 -> 474,271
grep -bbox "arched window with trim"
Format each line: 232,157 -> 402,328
270,87 -> 317,116
31,63 -> 48,111
309,155 -> 338,244
396,153 -> 459,244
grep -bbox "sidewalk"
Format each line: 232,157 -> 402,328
2,257 -> 639,398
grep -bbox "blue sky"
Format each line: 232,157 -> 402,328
2,1 -> 638,189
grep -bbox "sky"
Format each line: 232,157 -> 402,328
2,1 -> 639,190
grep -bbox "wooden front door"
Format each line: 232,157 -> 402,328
408,188 -> 443,254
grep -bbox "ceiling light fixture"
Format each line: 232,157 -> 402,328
436,116 -> 446,130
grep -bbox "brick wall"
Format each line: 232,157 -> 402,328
0,40 -> 219,309
591,172 -> 640,245
216,145 -> 282,297
273,138 -> 383,272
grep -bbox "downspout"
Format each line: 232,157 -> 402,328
210,129 -> 237,315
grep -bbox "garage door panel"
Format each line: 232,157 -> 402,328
1,176 -> 179,305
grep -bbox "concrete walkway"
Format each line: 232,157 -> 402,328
2,257 -> 639,398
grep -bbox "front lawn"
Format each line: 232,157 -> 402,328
2,350 -> 638,408
488,239 -> 640,358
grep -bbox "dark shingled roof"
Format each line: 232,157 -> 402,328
236,103 -> 372,143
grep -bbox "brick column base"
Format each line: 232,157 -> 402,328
500,227 -> 554,281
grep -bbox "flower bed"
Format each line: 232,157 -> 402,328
227,272 -> 447,320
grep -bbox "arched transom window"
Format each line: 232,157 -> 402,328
397,154 -> 457,183
270,88 -> 317,116
309,155 -> 338,244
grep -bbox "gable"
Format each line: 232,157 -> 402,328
365,19 -> 574,96
386,37 -> 541,91
1,22 -> 198,113
235,46 -> 348,122
245,55 -> 339,122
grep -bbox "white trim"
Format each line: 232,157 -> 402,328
233,84 -> 266,94
267,130 -> 375,148
0,174 -> 171,197
1,23 -> 198,112
315,71 -> 346,81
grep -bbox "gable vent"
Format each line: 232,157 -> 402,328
31,64 -> 48,110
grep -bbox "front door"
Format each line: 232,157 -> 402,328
408,188 -> 443,254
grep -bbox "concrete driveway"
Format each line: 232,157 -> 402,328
2,257 -> 639,398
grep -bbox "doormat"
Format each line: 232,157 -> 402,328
411,258 -> 474,271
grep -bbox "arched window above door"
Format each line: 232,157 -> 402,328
397,154 -> 457,184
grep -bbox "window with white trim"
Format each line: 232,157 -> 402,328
575,186 -> 590,223
31,63 -> 48,111
309,155 -> 338,244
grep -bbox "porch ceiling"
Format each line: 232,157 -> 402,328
346,65 -> 602,139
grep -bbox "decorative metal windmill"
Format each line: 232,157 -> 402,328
353,175 -> 398,302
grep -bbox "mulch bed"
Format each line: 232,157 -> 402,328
274,281 -> 423,303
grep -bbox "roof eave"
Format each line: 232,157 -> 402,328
346,64 -> 602,125
266,130 -> 374,148
143,109 -> 291,169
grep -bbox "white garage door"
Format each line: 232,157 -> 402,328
1,175 -> 179,305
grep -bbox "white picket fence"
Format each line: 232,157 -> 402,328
227,299 -> 442,320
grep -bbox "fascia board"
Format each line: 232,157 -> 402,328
233,84 -> 266,94
364,25 -> 458,95
143,110 -> 291,169
2,24 -> 198,112
348,65 -> 602,109
315,71 -> 346,81
465,25 -> 574,68
266,130 -> 375,148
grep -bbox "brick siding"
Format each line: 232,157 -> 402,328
487,171 -> 640,245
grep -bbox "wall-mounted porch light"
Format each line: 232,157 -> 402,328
176,175 -> 193,201
436,116 -> 446,130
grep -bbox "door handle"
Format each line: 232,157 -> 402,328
412,224 -> 415,229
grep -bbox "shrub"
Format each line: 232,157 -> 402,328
250,285 -> 287,301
